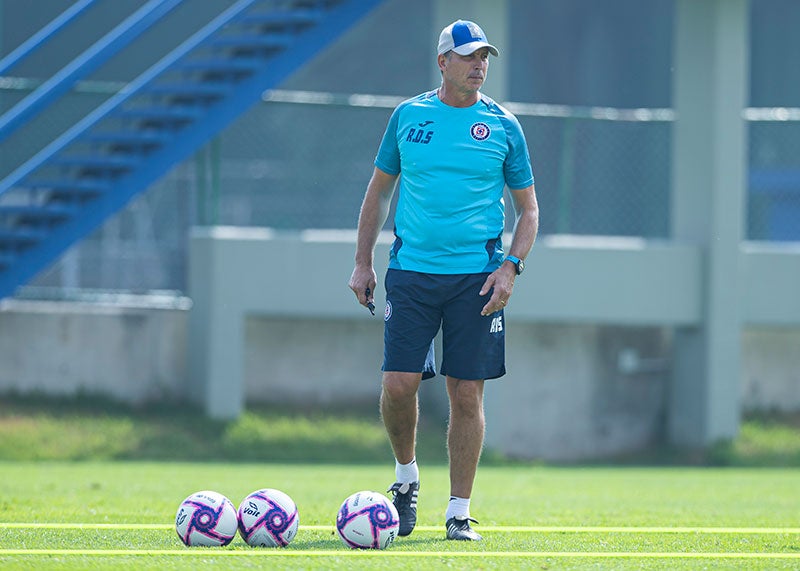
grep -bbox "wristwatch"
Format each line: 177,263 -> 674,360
504,255 -> 525,275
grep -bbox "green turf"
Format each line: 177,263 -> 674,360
1,462 -> 799,570
0,395 -> 447,464
2,394 -> 800,466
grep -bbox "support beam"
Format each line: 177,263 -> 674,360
669,0 -> 749,446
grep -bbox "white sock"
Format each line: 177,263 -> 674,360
395,457 -> 419,483
445,496 -> 470,520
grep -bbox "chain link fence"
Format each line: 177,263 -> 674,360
1,82 -> 799,293
747,108 -> 800,241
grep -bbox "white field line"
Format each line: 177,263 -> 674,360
2,525 -> 798,559
0,549 -> 799,559
1,523 -> 799,534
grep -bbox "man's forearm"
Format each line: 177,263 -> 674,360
354,170 -> 396,266
508,188 -> 539,260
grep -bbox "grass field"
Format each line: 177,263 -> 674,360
1,462 -> 799,570
1,397 -> 799,568
2,394 -> 800,466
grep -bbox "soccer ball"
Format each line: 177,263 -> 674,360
336,490 -> 399,549
237,488 -> 299,547
175,490 -> 238,547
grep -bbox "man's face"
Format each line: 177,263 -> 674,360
440,47 -> 490,93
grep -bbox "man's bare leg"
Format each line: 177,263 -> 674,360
444,376 -> 485,540
446,376 -> 485,498
381,371 -> 423,536
380,371 -> 422,463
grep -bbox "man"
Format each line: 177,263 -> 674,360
348,19 -> 538,541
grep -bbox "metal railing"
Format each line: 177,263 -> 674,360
0,0 -> 182,141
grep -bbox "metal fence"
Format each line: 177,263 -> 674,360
747,108 -> 800,242
2,82 -> 799,293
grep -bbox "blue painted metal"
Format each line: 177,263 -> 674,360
240,8 -> 322,25
209,33 -> 293,49
0,0 -> 97,76
49,155 -> 141,170
25,180 -> 110,194
0,0 -> 263,198
144,83 -> 232,98
0,0 -> 385,299
749,168 -> 800,240
0,0 -> 183,140
0,204 -> 75,221
176,57 -> 265,73
84,131 -> 172,147
0,229 -> 45,244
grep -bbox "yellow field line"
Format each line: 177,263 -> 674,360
0,549 -> 798,559
422,526 -> 800,534
2,523 -> 799,534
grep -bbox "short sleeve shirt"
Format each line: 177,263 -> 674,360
375,90 -> 534,274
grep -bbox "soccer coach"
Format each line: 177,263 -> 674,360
349,19 -> 539,541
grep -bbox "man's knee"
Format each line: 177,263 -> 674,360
447,379 -> 485,415
382,372 -> 422,403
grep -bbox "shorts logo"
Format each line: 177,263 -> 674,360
384,300 -> 393,321
470,122 -> 490,141
489,315 -> 503,333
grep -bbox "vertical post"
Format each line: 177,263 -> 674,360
0,2 -> 6,176
209,137 -> 221,225
195,138 -> 221,226
0,1 -> 4,175
195,148 -> 208,225
669,0 -> 749,446
557,118 -> 576,233
188,229 -> 245,420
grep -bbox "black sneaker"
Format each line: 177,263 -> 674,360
446,516 -> 483,541
387,481 -> 419,536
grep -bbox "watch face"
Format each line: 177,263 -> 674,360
517,260 -> 525,274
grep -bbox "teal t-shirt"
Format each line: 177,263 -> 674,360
375,90 -> 534,274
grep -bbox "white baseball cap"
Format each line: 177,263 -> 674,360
437,20 -> 499,57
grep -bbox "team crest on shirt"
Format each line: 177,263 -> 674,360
470,122 -> 491,141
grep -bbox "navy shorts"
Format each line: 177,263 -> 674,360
382,269 -> 506,381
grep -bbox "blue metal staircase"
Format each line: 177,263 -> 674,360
0,0 -> 382,299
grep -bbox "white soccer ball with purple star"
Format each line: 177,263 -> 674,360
175,490 -> 238,547
237,488 -> 299,547
336,490 -> 399,549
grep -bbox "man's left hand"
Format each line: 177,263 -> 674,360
479,264 -> 516,316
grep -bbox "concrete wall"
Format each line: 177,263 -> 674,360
2,228 -> 798,460
1,292 -> 798,461
485,323 -> 669,461
0,295 -> 190,404
742,327 -> 800,413
0,276 -> 798,461
244,316 -> 384,408
185,228 -> 800,459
